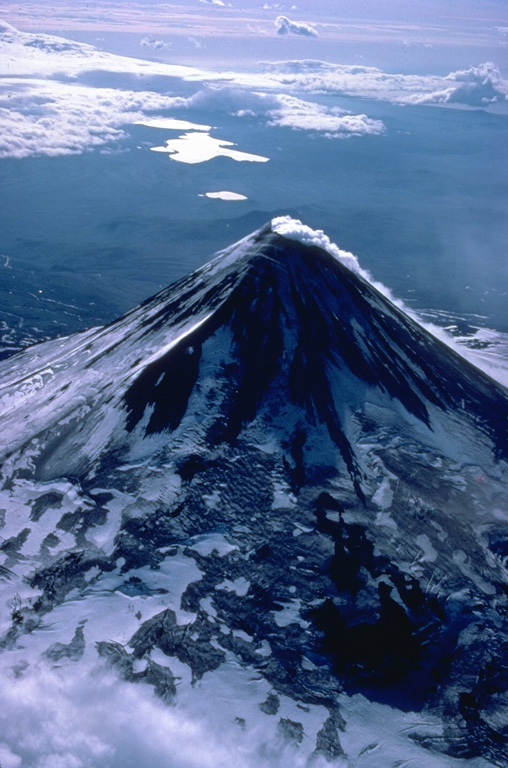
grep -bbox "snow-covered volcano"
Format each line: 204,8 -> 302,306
1,219 -> 508,767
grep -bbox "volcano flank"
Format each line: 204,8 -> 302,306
1,219 -> 508,767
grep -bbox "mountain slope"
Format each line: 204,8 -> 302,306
1,218 -> 508,767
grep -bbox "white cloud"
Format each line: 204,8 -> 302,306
0,79 -> 184,159
168,85 -> 280,113
236,59 -> 508,110
153,86 -> 385,138
0,21 -> 207,80
0,656 -> 332,768
266,94 -> 385,136
4,22 -> 503,161
0,70 -> 382,161
275,16 -> 318,37
407,62 -> 508,107
141,37 -> 171,51
0,30 -> 385,160
240,59 -> 445,101
199,0 -> 229,6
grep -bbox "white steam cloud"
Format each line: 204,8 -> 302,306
275,16 -> 318,37
272,216 -> 362,274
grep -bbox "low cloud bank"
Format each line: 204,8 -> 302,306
275,16 -> 318,37
0,78 -> 384,159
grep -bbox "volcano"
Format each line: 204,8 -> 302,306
1,218 -> 508,767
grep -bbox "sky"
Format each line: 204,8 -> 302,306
3,0 -> 508,70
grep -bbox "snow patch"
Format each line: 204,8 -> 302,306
271,478 -> 296,509
273,599 -> 310,629
371,476 -> 394,509
202,489 -> 222,509
189,532 -> 238,558
217,577 -> 250,597
416,534 -> 438,563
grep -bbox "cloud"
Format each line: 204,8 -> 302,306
4,23 -> 502,162
3,23 -> 505,122
407,62 -> 508,107
0,79 -> 184,159
265,94 -> 385,136
156,86 -> 384,138
242,59 -> 444,101
0,21 -> 208,80
275,16 -> 318,37
0,40 -> 382,159
168,85 -> 276,112
237,59 -> 508,109
0,74 -> 382,160
199,0 -> 229,6
140,37 -> 171,51
0,655 -> 333,768
272,216 -> 362,273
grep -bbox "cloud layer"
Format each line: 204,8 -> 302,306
237,59 -> 508,107
0,22 -> 388,160
0,79 -> 182,159
1,22 -> 506,160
